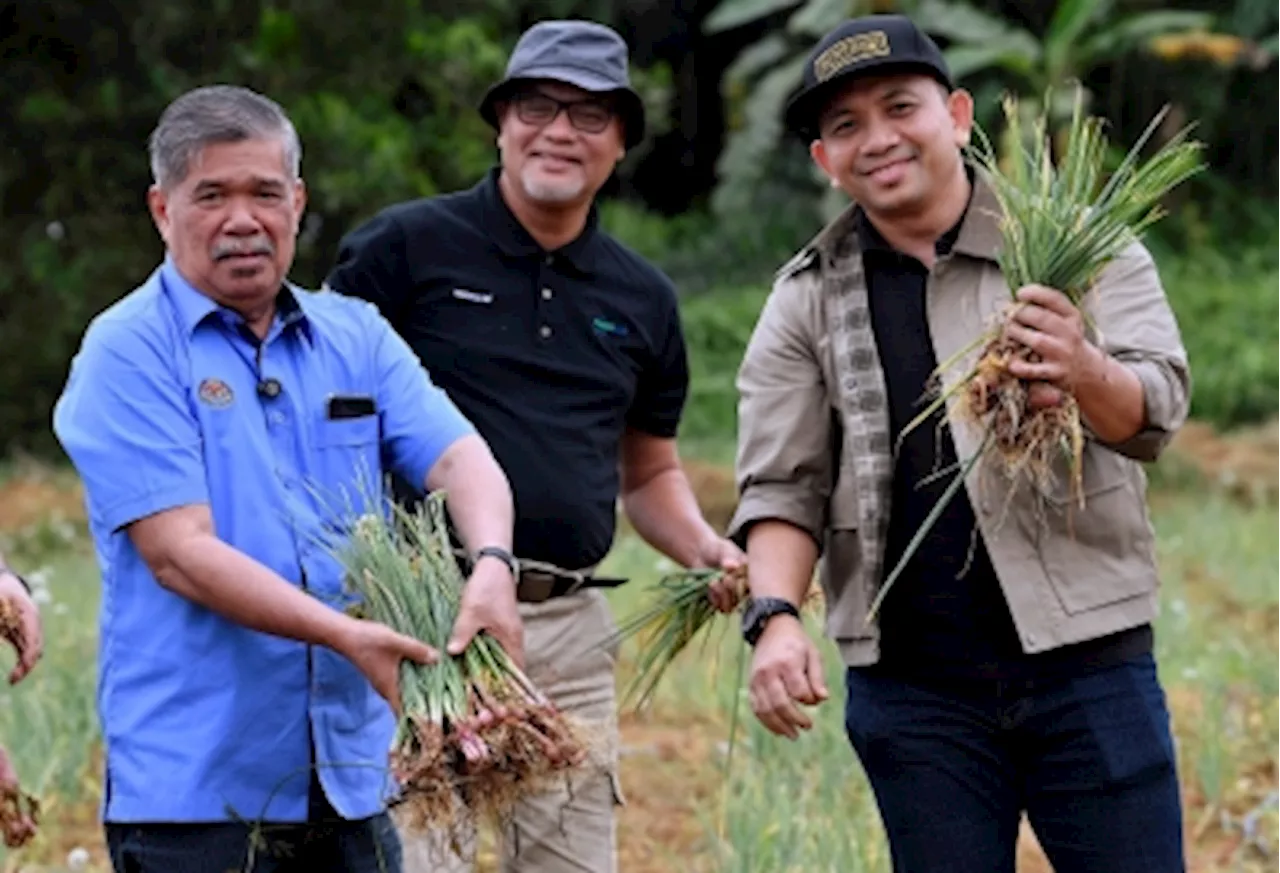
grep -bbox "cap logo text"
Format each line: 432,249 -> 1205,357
813,31 -> 891,82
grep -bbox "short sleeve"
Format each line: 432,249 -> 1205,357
626,289 -> 690,438
52,319 -> 209,532
324,210 -> 411,327
367,306 -> 476,491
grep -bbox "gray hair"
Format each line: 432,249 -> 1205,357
148,85 -> 302,189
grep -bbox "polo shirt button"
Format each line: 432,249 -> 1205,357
539,325 -> 552,339
541,287 -> 553,300
544,255 -> 554,266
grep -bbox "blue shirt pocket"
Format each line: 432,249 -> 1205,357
310,413 -> 383,510
315,414 -> 380,447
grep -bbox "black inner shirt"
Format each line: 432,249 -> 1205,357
855,191 -> 1151,683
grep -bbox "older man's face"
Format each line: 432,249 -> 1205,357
147,138 -> 306,312
497,81 -> 625,208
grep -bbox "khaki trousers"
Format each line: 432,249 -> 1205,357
400,590 -> 624,873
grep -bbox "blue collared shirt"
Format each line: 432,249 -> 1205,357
53,257 -> 476,824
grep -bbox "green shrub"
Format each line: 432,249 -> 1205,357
676,287 -> 770,460
1160,245 -> 1279,429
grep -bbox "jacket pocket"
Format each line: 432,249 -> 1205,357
822,480 -> 872,640
1034,445 -> 1159,614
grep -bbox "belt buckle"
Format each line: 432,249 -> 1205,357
516,572 -> 556,604
516,566 -> 592,603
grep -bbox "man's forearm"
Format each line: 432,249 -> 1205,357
426,434 -> 515,556
745,520 -> 818,605
1076,345 -> 1147,444
622,468 -> 719,568
160,535 -> 351,650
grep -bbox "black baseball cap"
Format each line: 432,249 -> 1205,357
783,15 -> 954,142
479,20 -> 646,149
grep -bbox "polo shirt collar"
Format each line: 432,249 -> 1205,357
160,254 -> 312,340
478,166 -> 600,275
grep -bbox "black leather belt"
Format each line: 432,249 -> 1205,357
516,568 -> 628,604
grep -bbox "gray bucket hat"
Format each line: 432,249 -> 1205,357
479,20 -> 647,149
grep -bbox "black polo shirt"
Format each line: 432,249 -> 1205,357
324,167 -> 689,571
856,193 -> 1152,683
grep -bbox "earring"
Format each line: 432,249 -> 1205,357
830,176 -> 841,188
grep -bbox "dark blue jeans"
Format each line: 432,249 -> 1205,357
844,653 -> 1185,873
105,772 -> 403,873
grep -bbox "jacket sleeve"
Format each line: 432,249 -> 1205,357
726,267 -> 835,550
1086,241 -> 1192,462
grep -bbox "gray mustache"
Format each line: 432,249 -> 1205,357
212,238 -> 274,261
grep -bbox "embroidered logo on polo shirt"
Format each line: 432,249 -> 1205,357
197,378 -> 234,408
451,288 -> 494,304
592,317 -> 629,338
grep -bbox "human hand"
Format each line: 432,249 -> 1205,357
1003,285 -> 1106,410
695,536 -> 748,613
0,744 -> 37,848
337,620 -> 437,714
447,557 -> 524,669
748,614 -> 829,740
0,573 -> 42,685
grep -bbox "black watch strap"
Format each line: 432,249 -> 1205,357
473,546 -> 519,578
742,596 -> 800,647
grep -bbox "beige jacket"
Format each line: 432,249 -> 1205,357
727,176 -> 1191,667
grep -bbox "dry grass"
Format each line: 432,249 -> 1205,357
1165,418 -> 1279,504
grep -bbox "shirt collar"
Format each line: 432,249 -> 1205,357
478,166 -> 600,275
160,255 -> 313,340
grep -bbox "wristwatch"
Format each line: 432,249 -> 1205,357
741,596 -> 801,647
473,546 -> 519,579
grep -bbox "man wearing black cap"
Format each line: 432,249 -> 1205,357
729,14 -> 1191,872
324,19 -> 743,873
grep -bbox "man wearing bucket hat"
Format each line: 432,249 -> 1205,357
729,13 -> 1191,873
325,19 -> 744,873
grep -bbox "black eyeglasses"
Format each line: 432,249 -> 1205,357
512,92 -> 615,134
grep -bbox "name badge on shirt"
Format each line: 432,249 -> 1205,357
451,288 -> 494,305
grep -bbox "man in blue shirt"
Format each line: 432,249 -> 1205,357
52,85 -> 522,873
